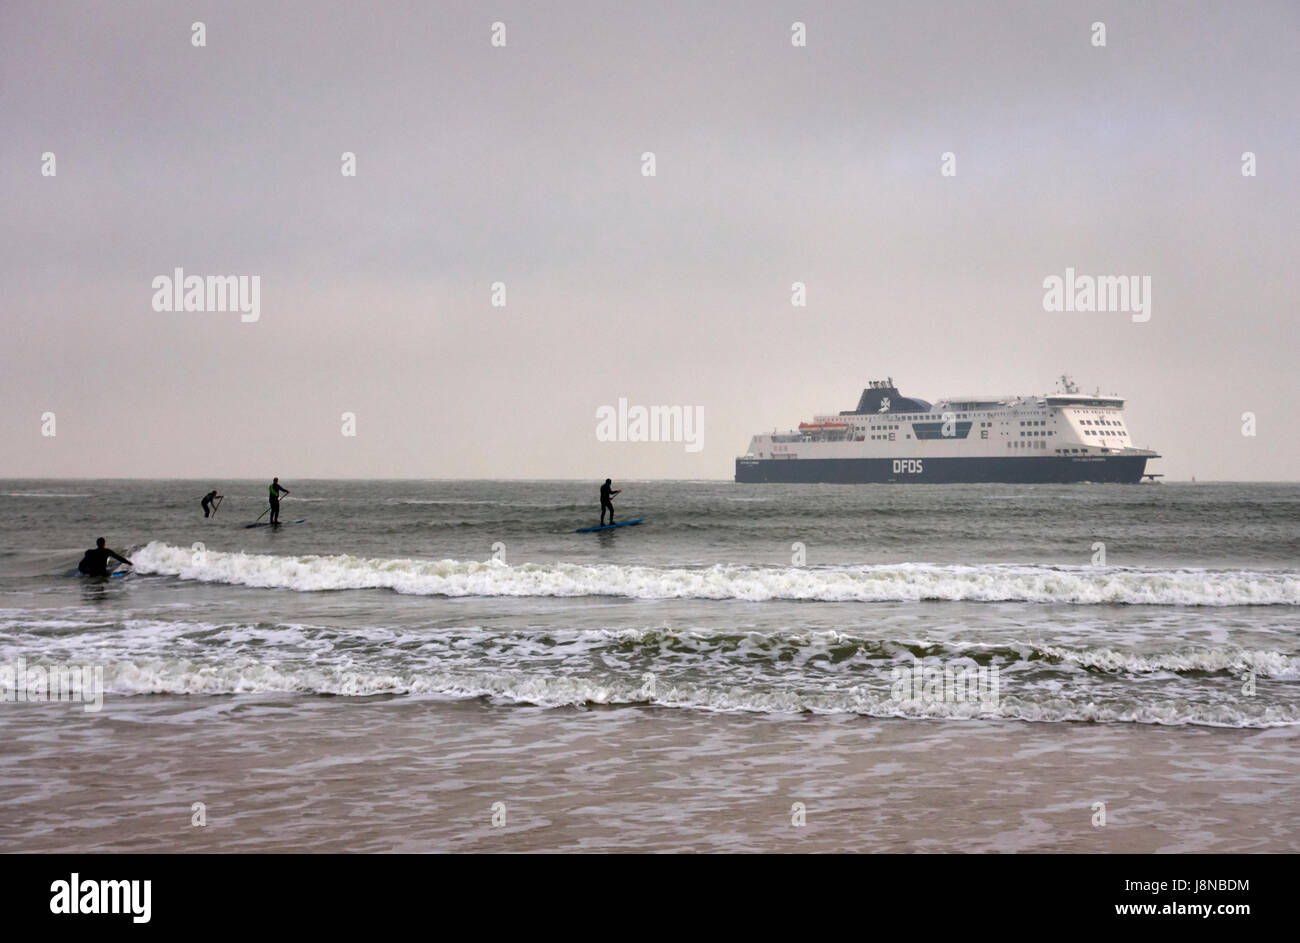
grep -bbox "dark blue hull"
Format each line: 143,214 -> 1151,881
735,454 -> 1154,484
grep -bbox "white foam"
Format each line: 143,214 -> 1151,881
1038,645 -> 1300,679
93,658 -> 1299,727
131,542 -> 1300,607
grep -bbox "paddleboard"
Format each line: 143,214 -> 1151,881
245,519 -> 306,528
576,518 -> 645,533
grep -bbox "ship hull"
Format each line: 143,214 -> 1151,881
735,454 -> 1153,484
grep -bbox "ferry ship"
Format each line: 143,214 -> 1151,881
735,377 -> 1160,483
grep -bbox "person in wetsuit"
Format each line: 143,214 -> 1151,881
201,489 -> 222,517
78,537 -> 133,576
268,477 -> 290,524
600,479 -> 621,526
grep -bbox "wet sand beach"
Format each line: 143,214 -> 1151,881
3,696 -> 1296,853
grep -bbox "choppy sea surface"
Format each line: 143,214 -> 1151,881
1,479 -> 1297,851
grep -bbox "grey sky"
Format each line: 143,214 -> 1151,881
3,1 -> 1297,480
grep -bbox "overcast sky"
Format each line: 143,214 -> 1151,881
3,1 -> 1297,481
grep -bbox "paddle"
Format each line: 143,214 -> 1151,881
254,486 -> 292,525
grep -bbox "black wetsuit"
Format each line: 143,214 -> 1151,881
600,482 -> 616,525
201,491 -> 218,517
269,482 -> 288,524
78,547 -> 130,576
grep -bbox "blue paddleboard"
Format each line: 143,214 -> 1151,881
576,518 -> 645,533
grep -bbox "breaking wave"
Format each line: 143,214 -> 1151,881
131,542 -> 1300,606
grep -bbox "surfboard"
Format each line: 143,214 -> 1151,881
245,519 -> 306,528
575,518 -> 645,533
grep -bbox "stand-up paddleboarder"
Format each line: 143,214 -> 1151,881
600,479 -> 621,526
269,478 -> 290,525
201,490 -> 223,517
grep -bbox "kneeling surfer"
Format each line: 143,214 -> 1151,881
78,537 -> 133,576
